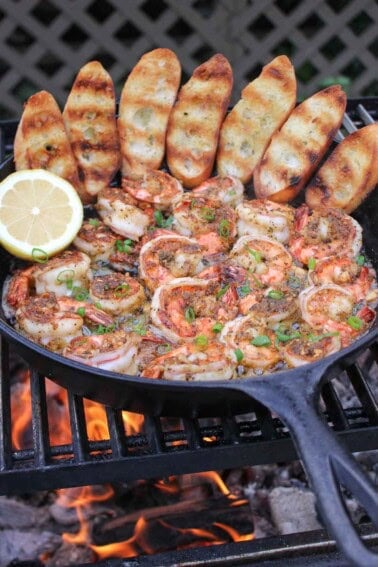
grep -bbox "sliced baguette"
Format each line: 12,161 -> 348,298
118,48 -> 181,177
63,61 -> 120,203
305,123 -> 378,213
253,85 -> 347,203
217,55 -> 296,184
13,90 -> 82,192
166,53 -> 233,188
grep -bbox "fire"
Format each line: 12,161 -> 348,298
11,371 -> 254,561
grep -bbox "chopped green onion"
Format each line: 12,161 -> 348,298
275,330 -> 301,343
76,307 -> 86,317
195,334 -> 208,348
88,218 -> 100,227
212,322 -> 224,333
115,239 -> 134,254
56,269 -> 75,290
347,315 -> 364,330
114,283 -> 130,296
218,219 -> 230,237
308,331 -> 340,342
251,335 -> 271,347
94,301 -> 103,310
234,348 -> 244,363
356,255 -> 365,266
238,282 -> 251,297
216,284 -> 230,299
247,248 -> 262,263
308,257 -> 316,270
200,207 -> 216,222
249,272 -> 264,288
94,323 -> 115,335
153,210 -> 174,229
72,287 -> 89,301
31,248 -> 48,264
267,289 -> 284,300
185,306 -> 196,323
133,322 -> 147,336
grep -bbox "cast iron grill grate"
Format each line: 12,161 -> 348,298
0,335 -> 377,495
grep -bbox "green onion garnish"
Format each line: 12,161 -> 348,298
56,269 -> 75,290
212,322 -> 224,333
308,257 -> 316,270
114,283 -> 130,296
195,334 -> 208,348
238,282 -> 251,297
154,210 -> 174,228
31,248 -> 48,264
347,316 -> 363,330
247,248 -> 262,263
275,330 -> 301,343
115,239 -> 134,254
88,218 -> 100,227
72,287 -> 89,301
185,306 -> 196,323
200,207 -> 216,222
234,348 -> 244,363
216,284 -> 230,299
218,219 -> 230,237
307,331 -> 340,342
76,307 -> 86,317
251,335 -> 271,347
356,255 -> 365,266
94,324 -> 115,335
267,289 -> 284,300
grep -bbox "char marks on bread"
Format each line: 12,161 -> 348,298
305,123 -> 378,214
253,85 -> 347,203
166,53 -> 233,188
217,55 -> 297,185
118,48 -> 181,178
63,61 -> 120,204
14,90 -> 82,192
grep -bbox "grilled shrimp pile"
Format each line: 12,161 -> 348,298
3,174 -> 378,381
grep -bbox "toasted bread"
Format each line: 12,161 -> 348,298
63,61 -> 120,203
166,54 -> 233,188
217,55 -> 296,184
118,48 -> 181,178
305,123 -> 378,213
253,85 -> 347,203
13,90 -> 82,192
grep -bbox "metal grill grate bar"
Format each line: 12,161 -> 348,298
321,382 -> 350,431
0,337 -> 12,470
30,370 -> 50,466
67,393 -> 89,462
346,363 -> 378,425
105,407 -> 127,458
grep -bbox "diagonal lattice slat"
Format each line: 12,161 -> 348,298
0,0 -> 377,118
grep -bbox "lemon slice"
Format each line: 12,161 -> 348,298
0,169 -> 83,260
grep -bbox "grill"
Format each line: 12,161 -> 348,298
0,99 -> 377,566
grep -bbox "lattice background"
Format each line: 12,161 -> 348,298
0,0 -> 377,119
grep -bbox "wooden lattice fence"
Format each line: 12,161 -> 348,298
0,0 -> 377,119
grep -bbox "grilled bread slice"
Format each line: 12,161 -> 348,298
13,90 -> 82,191
166,53 -> 233,188
118,48 -> 181,177
253,85 -> 347,203
305,123 -> 378,213
217,55 -> 296,184
63,61 -> 120,204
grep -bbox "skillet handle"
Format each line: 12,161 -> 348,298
233,374 -> 378,567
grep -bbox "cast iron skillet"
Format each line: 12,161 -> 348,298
0,155 -> 377,565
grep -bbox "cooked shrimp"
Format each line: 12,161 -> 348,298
96,186 -> 150,240
236,199 -> 295,244
192,175 -> 244,207
122,169 -> 183,210
139,234 -> 204,291
230,236 -> 293,286
55,296 -> 114,326
289,205 -> 362,266
308,255 -> 378,303
15,293 -> 84,351
299,284 -> 375,346
151,277 -> 238,343
63,330 -> 139,373
283,329 -> 342,368
142,340 -> 236,381
73,218 -> 118,261
172,194 -> 237,253
89,272 -> 146,315
246,288 -> 299,324
5,250 -> 91,310
220,315 -> 281,371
